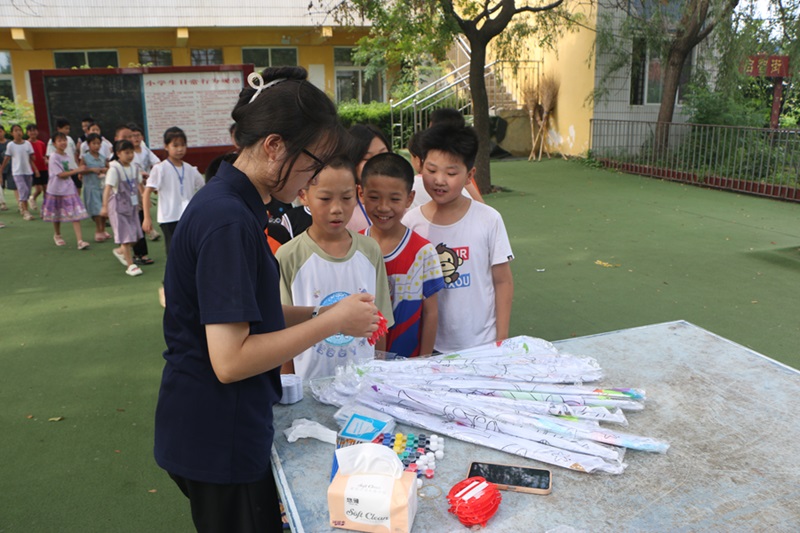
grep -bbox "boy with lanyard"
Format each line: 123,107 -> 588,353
142,127 -> 204,255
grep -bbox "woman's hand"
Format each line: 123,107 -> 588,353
327,293 -> 380,338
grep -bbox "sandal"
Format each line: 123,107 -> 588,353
134,255 -> 155,265
126,264 -> 143,277
77,240 -> 90,250
53,234 -> 66,246
22,211 -> 34,221
112,248 -> 128,266
94,232 -> 107,242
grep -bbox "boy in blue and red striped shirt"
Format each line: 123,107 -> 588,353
360,153 -> 444,357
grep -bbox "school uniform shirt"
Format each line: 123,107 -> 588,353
403,201 -> 514,354
275,230 -> 394,380
146,160 -> 205,224
5,141 -> 34,175
105,162 -> 142,194
133,146 -> 160,175
79,138 -> 113,160
154,161 -> 284,485
364,227 -> 444,358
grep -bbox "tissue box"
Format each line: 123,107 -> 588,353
328,444 -> 418,533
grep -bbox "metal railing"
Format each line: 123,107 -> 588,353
591,119 -> 800,201
390,59 -> 542,151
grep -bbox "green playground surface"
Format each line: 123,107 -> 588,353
1,158 -> 798,531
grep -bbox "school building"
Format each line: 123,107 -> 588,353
0,2 -> 380,108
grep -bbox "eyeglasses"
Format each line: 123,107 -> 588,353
302,148 -> 326,183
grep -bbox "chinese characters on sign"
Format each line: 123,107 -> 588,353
745,55 -> 790,78
143,72 -> 243,149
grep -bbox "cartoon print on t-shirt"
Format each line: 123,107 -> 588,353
436,243 -> 463,284
316,290 -> 368,356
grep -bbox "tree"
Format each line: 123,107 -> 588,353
595,0 -> 740,132
712,0 -> 800,127
317,0 -> 570,193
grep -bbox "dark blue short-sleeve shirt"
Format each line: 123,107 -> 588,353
154,161 -> 285,484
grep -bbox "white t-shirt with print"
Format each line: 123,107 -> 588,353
276,230 -> 394,380
402,200 -> 513,353
146,160 -> 204,223
134,146 -> 160,175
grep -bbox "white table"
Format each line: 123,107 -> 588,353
272,321 -> 800,531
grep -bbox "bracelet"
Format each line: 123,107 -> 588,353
311,304 -> 322,318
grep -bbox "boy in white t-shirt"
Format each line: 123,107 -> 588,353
402,124 -> 514,354
142,127 -> 204,255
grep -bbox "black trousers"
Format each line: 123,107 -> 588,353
133,209 -> 149,257
169,472 -> 283,533
160,221 -> 178,256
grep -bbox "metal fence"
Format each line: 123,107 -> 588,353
591,119 -> 800,201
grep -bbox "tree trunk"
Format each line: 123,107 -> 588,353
467,39 -> 492,194
655,45 -> 691,153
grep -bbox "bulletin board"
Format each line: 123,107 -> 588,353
29,65 -> 254,170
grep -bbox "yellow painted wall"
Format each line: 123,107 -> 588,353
487,1 -> 597,157
1,26 -> 367,105
539,4 -> 597,157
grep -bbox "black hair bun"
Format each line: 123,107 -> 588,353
261,66 -> 307,83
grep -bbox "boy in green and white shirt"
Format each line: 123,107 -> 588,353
276,156 -> 393,380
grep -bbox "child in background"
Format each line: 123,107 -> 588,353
360,153 -> 444,357
27,124 -> 47,210
130,124 -> 159,177
0,125 -> 11,211
142,127 -> 204,255
0,124 -> 39,220
346,124 -> 390,232
408,131 -> 471,210
80,133 -> 111,242
43,132 -> 90,249
130,123 -> 162,241
276,155 -> 394,379
414,108 -> 485,205
78,116 -> 94,145
402,124 -> 514,354
100,140 -> 144,277
280,189 -> 312,238
79,123 -> 113,160
46,118 -> 78,164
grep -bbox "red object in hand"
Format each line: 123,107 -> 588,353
368,311 -> 389,346
447,477 -> 502,528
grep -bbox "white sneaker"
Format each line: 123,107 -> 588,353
148,229 -> 161,241
125,264 -> 143,277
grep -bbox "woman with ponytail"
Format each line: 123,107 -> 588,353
154,67 -> 380,532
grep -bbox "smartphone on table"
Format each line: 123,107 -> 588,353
467,462 -> 552,495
